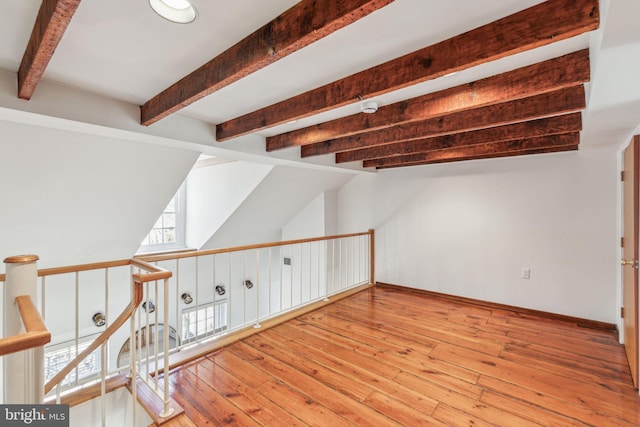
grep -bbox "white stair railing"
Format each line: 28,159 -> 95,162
0,229 -> 375,424
1,255 -> 50,405
137,230 -> 375,356
129,259 -> 175,420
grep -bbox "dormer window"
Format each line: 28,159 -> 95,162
138,185 -> 186,253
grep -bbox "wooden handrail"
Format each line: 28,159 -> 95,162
130,259 -> 172,283
133,271 -> 172,283
8,231 -> 367,394
2,260 -> 130,282
44,280 -> 144,394
5,232 -> 369,279
40,258 -> 170,394
16,295 -> 49,335
138,231 -> 372,263
35,258 -> 171,283
0,295 -> 51,356
38,259 -> 131,277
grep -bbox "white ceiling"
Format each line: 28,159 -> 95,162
1,0 -> 639,168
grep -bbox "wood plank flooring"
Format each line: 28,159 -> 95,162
166,286 -> 640,426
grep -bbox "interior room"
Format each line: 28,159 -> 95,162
1,0 -> 639,425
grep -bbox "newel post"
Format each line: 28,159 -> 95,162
3,254 -> 42,403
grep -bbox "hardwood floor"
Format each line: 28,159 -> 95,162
166,286 -> 640,426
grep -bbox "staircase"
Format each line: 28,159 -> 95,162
0,230 -> 374,426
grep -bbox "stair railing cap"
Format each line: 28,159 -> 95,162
4,255 -> 39,264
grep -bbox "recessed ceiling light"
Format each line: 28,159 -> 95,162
149,0 -> 198,24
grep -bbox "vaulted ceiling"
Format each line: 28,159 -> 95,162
3,0 -> 639,171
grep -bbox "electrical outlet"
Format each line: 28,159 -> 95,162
521,268 -> 531,279
284,257 -> 292,266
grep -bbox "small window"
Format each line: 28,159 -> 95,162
44,335 -> 101,390
138,186 -> 186,253
182,301 -> 228,344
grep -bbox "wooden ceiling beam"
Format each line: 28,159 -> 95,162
364,133 -> 580,169
376,145 -> 580,169
140,0 -> 394,126
271,49 -> 589,152
18,0 -> 82,100
218,0 -> 599,141
336,113 -> 583,163
302,84 -> 586,158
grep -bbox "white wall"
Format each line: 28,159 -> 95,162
338,149 -> 618,323
282,193 -> 326,241
201,166 -> 352,250
70,387 -> 152,427
282,190 -> 340,241
324,190 -> 338,236
185,161 -> 273,249
0,119 -> 199,272
42,265 -> 133,370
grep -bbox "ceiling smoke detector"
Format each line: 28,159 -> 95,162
360,101 -> 378,114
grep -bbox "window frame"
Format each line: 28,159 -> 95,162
181,300 -> 228,345
44,334 -> 102,391
138,185 -> 187,253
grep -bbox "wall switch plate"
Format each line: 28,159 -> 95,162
521,268 -> 531,279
